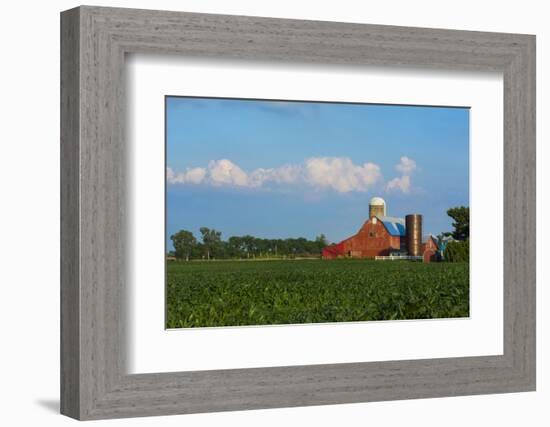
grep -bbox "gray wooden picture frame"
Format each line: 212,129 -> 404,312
60,5 -> 536,420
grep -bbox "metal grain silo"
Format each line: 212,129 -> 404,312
369,197 -> 386,218
405,214 -> 423,256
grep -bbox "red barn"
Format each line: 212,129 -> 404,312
322,215 -> 405,259
421,234 -> 439,262
422,234 -> 439,253
322,197 -> 441,260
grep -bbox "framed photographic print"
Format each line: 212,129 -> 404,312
61,5 -> 536,420
164,96 -> 470,329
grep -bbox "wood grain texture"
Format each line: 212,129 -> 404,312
60,5 -> 536,420
60,7 -> 80,419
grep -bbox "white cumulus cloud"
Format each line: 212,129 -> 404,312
385,156 -> 417,194
207,159 -> 249,187
395,156 -> 417,175
248,164 -> 302,187
385,175 -> 411,193
168,160 -> 303,189
168,156 -> 420,195
304,157 -> 381,193
167,167 -> 206,184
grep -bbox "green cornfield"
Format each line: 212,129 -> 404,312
166,259 -> 469,328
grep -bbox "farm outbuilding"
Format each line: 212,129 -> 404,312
322,197 -> 441,260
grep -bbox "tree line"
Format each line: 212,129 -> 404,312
170,227 -> 329,261
439,206 -> 469,263
170,207 -> 470,262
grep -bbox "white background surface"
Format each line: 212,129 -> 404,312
128,57 -> 503,373
0,0 -> 546,426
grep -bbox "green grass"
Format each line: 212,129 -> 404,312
166,259 -> 469,328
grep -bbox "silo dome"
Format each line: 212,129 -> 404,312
369,197 -> 386,206
369,196 -> 386,218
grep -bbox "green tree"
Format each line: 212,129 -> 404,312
170,229 -> 197,261
447,206 -> 470,240
199,227 -> 222,260
241,235 -> 256,258
316,234 -> 328,246
315,234 -> 329,254
443,240 -> 470,262
227,236 -> 245,258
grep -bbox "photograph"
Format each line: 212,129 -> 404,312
165,96 -> 470,328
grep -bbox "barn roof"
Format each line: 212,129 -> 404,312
379,216 -> 406,237
422,234 -> 437,243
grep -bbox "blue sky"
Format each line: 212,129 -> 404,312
166,96 -> 469,248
